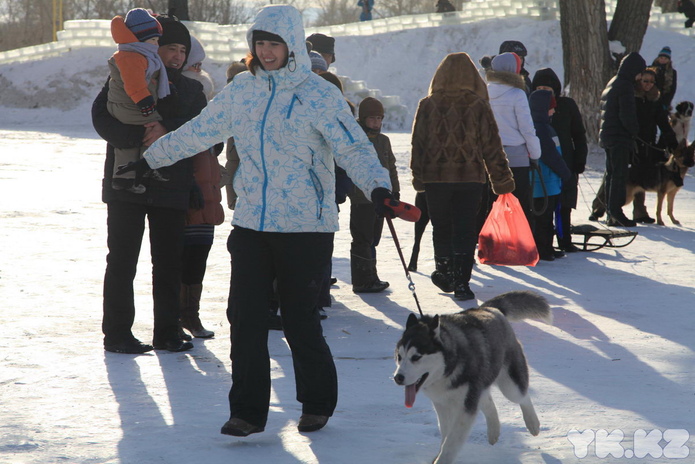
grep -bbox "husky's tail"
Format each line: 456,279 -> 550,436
481,291 -> 552,324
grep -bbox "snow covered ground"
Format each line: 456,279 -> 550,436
1,14 -> 694,464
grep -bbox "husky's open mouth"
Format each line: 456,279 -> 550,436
405,373 -> 428,408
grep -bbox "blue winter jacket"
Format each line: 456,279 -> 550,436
529,90 -> 571,198
143,5 -> 391,232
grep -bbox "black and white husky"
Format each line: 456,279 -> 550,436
393,291 -> 551,464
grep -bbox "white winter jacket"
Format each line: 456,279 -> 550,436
143,5 -> 391,232
487,73 -> 541,167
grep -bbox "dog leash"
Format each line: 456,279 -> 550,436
385,215 -> 425,317
635,136 -> 670,155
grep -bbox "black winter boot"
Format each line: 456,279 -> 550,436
431,256 -> 454,293
351,255 -> 389,293
180,283 -> 215,338
453,253 -> 475,301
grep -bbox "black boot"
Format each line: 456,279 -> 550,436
431,256 -> 454,293
453,253 -> 475,301
181,283 -> 215,338
351,254 -> 389,293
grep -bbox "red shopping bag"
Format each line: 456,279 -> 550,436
477,193 -> 539,266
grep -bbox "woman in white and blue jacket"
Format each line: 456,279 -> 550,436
139,5 -> 394,437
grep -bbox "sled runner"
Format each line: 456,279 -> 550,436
570,224 -> 638,252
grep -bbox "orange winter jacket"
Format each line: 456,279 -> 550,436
109,16 -> 159,105
187,149 -> 225,226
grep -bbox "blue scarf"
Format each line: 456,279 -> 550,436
117,42 -> 170,100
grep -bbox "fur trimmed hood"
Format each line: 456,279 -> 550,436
485,69 -> 526,91
634,80 -> 660,102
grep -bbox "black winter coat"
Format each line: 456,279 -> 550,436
92,68 -> 207,210
634,82 -> 678,166
599,52 -> 646,147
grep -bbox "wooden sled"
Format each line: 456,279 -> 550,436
570,224 -> 638,252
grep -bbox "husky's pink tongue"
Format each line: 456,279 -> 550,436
405,384 -> 417,408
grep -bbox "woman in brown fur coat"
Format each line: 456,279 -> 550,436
410,52 -> 514,301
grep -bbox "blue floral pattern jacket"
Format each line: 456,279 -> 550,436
143,5 -> 391,232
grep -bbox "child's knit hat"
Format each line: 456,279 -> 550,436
125,8 -> 162,42
309,51 -> 328,72
491,52 -> 521,74
658,46 -> 672,59
358,97 -> 384,121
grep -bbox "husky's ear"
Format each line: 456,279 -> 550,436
429,315 -> 442,341
406,313 -> 419,329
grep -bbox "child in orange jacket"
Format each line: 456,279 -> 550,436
107,8 -> 169,193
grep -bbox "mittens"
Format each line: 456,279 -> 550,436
136,96 -> 156,117
371,187 -> 396,218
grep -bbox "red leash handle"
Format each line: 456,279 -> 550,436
385,199 -> 421,222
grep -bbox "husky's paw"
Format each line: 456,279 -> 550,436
486,418 -> 500,444
521,402 -> 540,436
524,414 -> 540,436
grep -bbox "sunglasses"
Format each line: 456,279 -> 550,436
641,80 -> 655,84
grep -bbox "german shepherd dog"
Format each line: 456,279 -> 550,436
626,138 -> 695,225
393,291 -> 551,464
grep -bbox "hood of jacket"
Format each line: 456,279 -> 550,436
531,67 -> 562,98
486,69 -> 526,98
617,52 -> 647,82
245,5 -> 312,90
529,89 -> 553,124
634,79 -> 661,102
111,16 -> 139,45
429,52 -> 488,99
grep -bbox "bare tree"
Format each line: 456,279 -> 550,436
187,0 -> 253,24
0,0 -> 257,52
314,0 -> 359,26
377,0 -> 433,17
559,0 -> 612,142
559,0 -> 660,142
313,0 -> 434,25
607,0 -> 653,64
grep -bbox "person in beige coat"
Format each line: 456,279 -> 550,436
410,52 -> 514,301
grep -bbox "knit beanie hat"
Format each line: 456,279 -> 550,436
158,16 -> 191,52
358,97 -> 384,121
499,40 -> 527,57
309,51 -> 328,72
306,33 -> 336,63
658,46 -> 672,58
124,8 -> 162,42
491,52 -> 521,74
